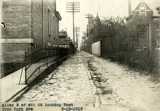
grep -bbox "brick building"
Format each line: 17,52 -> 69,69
0,0 -> 61,77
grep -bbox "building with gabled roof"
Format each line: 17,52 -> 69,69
126,1 -> 160,70
127,1 -> 160,50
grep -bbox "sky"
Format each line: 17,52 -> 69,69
0,0 -> 2,39
57,0 -> 160,48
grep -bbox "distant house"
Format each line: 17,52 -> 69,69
0,0 -> 61,77
126,2 -> 160,50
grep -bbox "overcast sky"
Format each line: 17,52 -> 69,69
0,0 -> 1,19
57,0 -> 159,47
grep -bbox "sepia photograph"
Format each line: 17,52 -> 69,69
0,0 -> 160,111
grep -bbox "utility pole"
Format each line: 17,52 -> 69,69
75,26 -> 80,48
85,14 -> 93,37
42,0 -> 44,48
66,1 -> 80,44
128,0 -> 132,16
148,23 -> 152,55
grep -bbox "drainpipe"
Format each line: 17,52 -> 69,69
148,23 -> 152,56
0,0 -> 2,36
42,0 -> 44,48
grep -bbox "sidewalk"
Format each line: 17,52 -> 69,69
19,52 -> 96,104
0,57 -> 56,102
0,67 -> 26,102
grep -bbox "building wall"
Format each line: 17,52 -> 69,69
1,0 -> 59,59
1,0 -> 32,64
91,41 -> 101,56
2,0 -> 32,39
1,0 -> 60,77
42,0 -> 57,48
31,0 -> 43,48
152,18 -> 160,48
31,0 -> 57,48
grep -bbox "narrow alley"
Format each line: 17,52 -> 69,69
18,51 -> 160,111
1,0 -> 160,111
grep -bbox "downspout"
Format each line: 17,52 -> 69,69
0,0 -> 2,38
148,23 -> 152,56
42,0 -> 44,48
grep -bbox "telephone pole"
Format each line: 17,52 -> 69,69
85,14 -> 93,37
66,1 -> 80,44
128,0 -> 132,16
75,26 -> 80,48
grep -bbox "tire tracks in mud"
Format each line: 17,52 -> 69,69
86,56 -> 151,111
87,57 -> 113,107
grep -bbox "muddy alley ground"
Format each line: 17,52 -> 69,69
19,51 -> 160,111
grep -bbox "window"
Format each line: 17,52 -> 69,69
137,24 -> 146,32
138,32 -> 145,38
139,11 -> 146,16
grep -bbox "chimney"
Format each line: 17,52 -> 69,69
128,0 -> 132,16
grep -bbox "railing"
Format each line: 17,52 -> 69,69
19,48 -> 68,85
26,56 -> 67,84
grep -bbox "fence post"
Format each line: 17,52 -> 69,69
24,49 -> 27,84
47,48 -> 49,68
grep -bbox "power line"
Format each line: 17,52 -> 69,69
66,1 -> 80,44
85,14 -> 93,37
75,26 -> 80,48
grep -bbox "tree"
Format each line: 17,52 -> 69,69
157,7 -> 160,14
